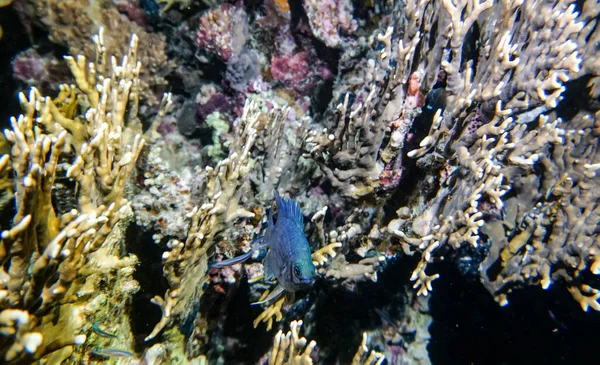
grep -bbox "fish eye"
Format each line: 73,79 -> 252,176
293,266 -> 301,277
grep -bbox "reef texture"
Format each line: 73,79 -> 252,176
0,0 -> 599,364
18,0 -> 174,106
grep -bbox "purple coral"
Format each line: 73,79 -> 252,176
197,93 -> 233,120
226,48 -> 260,92
12,49 -> 71,94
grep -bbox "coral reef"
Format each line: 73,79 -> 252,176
2,0 -> 600,364
143,99 -> 261,365
303,0 -> 600,313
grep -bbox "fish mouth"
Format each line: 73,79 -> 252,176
298,278 -> 312,286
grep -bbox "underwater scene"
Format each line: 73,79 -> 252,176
0,0 -> 599,364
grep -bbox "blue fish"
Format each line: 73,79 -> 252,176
212,191 -> 315,304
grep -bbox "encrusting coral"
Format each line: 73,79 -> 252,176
0,27 -> 169,364
19,0 -> 174,106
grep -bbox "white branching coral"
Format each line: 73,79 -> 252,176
269,320 -> 316,365
306,16 -> 425,199
351,332 -> 385,365
387,0 -> 600,310
266,320 -> 385,365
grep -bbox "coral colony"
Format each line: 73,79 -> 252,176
0,0 -> 599,364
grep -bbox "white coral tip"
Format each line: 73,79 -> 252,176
73,334 -> 87,345
23,333 -> 43,353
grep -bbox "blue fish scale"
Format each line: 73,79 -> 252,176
271,218 -> 310,258
264,199 -> 315,292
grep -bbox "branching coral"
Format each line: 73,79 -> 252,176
146,99 -> 260,341
303,0 -> 600,316
383,0 -> 600,310
266,320 -> 385,365
268,320 -> 316,365
351,332 -> 385,365
0,28 -> 158,363
3,0 -> 598,362
251,99 -> 315,200
305,15 -> 425,199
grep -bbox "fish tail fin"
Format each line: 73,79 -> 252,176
212,236 -> 267,269
274,190 -> 304,226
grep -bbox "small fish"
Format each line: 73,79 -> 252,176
375,308 -> 398,329
92,321 -> 117,339
548,310 -> 568,332
91,348 -> 134,358
424,87 -> 447,111
213,191 -> 315,305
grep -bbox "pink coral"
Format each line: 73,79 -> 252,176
303,0 -> 358,47
270,51 -> 332,93
271,51 -> 311,88
195,4 -> 248,61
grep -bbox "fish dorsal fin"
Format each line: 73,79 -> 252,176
274,191 -> 304,228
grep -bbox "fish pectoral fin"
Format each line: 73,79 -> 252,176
212,250 -> 255,268
212,237 -> 268,269
250,284 -> 285,306
263,278 -> 277,285
264,252 -> 275,283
